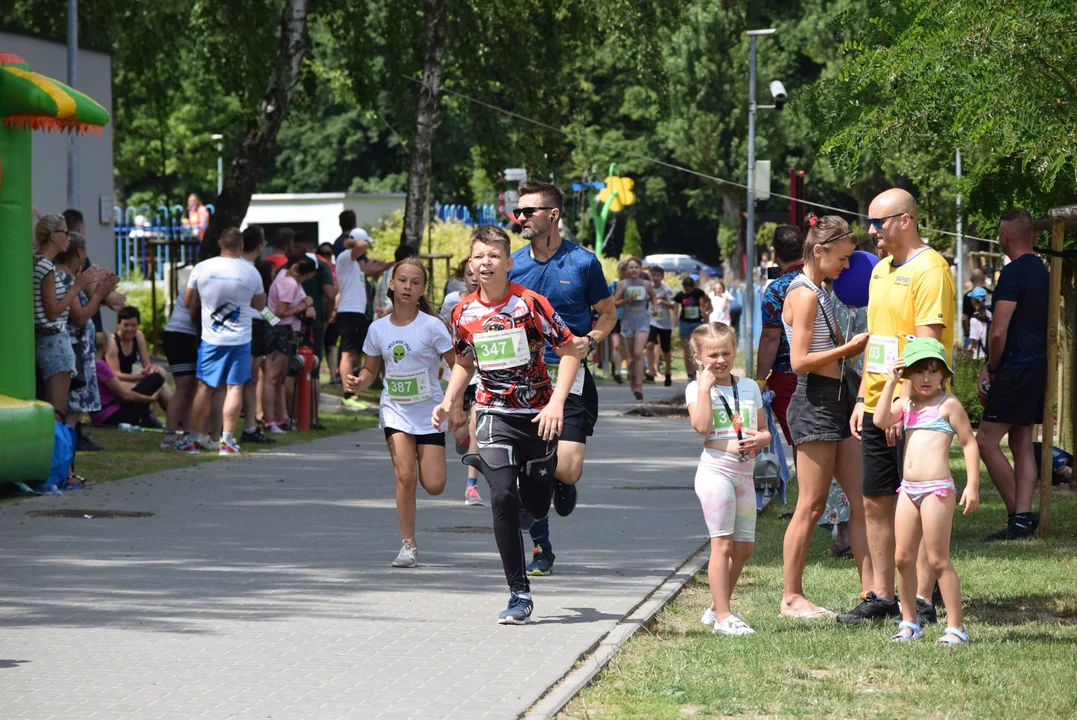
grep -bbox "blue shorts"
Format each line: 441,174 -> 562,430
197,341 -> 252,388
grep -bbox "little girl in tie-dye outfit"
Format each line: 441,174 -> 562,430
685,322 -> 771,636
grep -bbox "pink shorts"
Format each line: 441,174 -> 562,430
899,478 -> 957,508
694,449 -> 756,541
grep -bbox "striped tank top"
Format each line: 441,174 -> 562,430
782,274 -> 839,352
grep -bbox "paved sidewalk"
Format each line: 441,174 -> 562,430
0,384 -> 705,720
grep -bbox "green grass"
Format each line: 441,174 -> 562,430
27,410 -> 378,492
561,451 -> 1077,720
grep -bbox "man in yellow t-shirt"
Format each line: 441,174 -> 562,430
836,188 -> 955,625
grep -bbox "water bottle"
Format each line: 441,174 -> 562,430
118,423 -> 144,433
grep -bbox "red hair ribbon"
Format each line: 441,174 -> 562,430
808,216 -> 817,227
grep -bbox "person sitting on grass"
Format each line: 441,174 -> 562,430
91,331 -> 167,429
873,339 -> 980,645
107,306 -> 173,414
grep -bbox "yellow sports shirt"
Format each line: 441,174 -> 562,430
863,247 -> 955,413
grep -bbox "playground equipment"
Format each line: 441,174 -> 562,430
0,52 -> 110,483
573,163 -> 637,256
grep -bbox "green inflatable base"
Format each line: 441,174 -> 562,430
0,395 -> 55,483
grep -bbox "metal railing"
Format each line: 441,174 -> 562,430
113,203 -> 214,281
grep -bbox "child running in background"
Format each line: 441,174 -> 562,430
433,224 -> 581,625
344,257 -> 455,568
685,322 -> 770,636
873,338 -> 980,645
440,260 -> 485,506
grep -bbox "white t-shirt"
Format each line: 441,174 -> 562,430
650,282 -> 674,330
440,290 -> 465,321
708,292 -> 732,325
336,250 -> 367,314
969,316 -> 988,359
164,291 -> 199,336
186,256 -> 264,346
363,312 -> 453,435
685,377 -> 762,443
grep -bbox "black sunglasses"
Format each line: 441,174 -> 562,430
513,206 -> 554,219
867,213 -> 910,231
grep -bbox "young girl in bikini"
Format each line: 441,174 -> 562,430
874,337 -> 980,645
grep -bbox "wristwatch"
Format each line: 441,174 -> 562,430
855,396 -> 865,404
587,335 -> 598,354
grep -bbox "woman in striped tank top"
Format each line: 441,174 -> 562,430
779,214 -> 872,620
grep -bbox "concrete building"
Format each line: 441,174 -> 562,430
1,32 -> 114,292
242,192 -> 406,247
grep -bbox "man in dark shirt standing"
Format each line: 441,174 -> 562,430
756,225 -> 804,445
976,209 -> 1050,540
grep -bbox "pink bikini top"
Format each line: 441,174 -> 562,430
902,394 -> 955,436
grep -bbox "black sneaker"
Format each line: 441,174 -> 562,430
554,480 -> 578,517
644,374 -> 655,384
76,435 -> 104,452
916,597 -> 938,625
985,524 -> 1034,542
241,429 -> 276,444
612,373 -> 624,384
835,591 -> 900,624
664,375 -> 672,387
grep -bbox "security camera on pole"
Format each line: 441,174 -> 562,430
743,27 -> 785,376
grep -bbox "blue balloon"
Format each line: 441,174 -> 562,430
833,250 -> 880,308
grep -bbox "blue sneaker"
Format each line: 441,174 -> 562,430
553,480 -> 577,517
498,593 -> 534,625
527,546 -> 555,576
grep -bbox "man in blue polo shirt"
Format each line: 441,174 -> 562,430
508,180 -> 617,576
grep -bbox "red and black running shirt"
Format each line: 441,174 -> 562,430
450,282 -> 575,413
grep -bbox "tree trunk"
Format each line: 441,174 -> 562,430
1060,257 -> 1076,454
399,0 -> 447,251
199,0 -> 310,259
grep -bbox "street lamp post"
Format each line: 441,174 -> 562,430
211,134 -> 224,197
743,27 -> 777,377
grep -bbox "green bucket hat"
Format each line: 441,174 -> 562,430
902,337 -> 952,377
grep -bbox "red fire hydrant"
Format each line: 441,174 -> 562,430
296,345 -> 315,432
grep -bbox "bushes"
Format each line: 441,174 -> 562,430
119,271 -> 167,355
951,352 -> 984,427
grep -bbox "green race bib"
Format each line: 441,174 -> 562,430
473,327 -> 529,370
385,369 -> 432,404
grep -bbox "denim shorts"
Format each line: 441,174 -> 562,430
679,320 -> 703,340
35,331 -> 77,379
787,374 -> 854,445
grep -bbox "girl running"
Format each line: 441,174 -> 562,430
613,256 -> 658,400
440,260 -> 485,506
685,322 -> 770,636
873,338 -> 980,645
344,257 -> 454,568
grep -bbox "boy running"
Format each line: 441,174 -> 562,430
433,225 -> 581,625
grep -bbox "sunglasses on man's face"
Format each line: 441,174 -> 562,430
867,213 -> 909,231
513,206 -> 554,220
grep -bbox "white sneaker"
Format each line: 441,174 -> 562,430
702,608 -> 741,626
266,422 -> 288,434
391,539 -> 418,568
713,615 -> 755,636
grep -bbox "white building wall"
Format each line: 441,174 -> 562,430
243,193 -> 406,246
